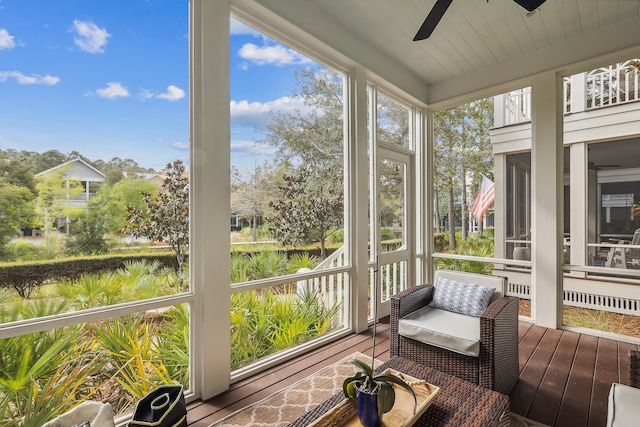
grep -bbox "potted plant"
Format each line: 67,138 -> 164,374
343,358 -> 416,427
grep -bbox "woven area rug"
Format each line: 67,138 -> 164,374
209,353 -> 549,427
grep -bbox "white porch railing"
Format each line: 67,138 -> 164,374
504,272 -> 640,317
297,246 -> 347,325
503,86 -> 531,126
503,59 -> 640,125
298,245 -> 410,321
379,259 -> 407,303
585,59 -> 640,109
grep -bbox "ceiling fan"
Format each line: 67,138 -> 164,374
413,0 -> 548,41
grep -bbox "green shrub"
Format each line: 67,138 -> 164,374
327,228 -> 343,244
247,251 -> 288,280
380,227 -> 394,241
230,286 -> 340,369
288,252 -> 320,273
3,240 -> 50,262
0,253 -> 180,298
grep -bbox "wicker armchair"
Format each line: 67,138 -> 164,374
390,270 -> 519,395
606,350 -> 640,426
630,350 -> 640,388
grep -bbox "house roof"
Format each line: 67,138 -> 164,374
242,0 -> 640,106
35,158 -> 106,182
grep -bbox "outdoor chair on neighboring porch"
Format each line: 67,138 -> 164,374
605,228 -> 640,269
390,270 -> 519,395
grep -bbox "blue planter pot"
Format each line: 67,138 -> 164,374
355,388 -> 381,427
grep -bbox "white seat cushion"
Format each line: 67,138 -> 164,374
607,383 -> 640,427
398,305 -> 481,357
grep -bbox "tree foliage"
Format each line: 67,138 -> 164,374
433,99 -> 493,249
230,162 -> 280,241
0,181 -> 36,257
267,167 -> 343,258
34,165 -> 84,239
259,68 -> 345,254
121,160 -> 189,275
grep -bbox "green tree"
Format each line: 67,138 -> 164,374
0,154 -> 36,193
0,181 -> 36,258
268,167 -> 342,259
231,162 -> 280,242
260,68 -> 344,253
433,99 -> 493,249
90,178 -> 159,235
34,166 -> 84,251
33,149 -> 67,174
121,160 -> 189,275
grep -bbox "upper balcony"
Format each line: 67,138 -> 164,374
492,59 -> 640,150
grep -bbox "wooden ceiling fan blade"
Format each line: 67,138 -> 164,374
413,0 -> 453,41
512,0 -> 547,12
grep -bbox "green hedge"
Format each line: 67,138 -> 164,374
0,253 -> 179,298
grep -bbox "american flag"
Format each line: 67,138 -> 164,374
471,175 -> 495,221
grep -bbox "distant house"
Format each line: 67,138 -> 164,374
123,171 -> 166,186
35,158 -> 106,232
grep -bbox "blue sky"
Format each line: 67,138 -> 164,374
0,1 -> 316,172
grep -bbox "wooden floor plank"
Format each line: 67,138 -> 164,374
510,327 -> 563,417
555,333 -> 598,427
527,330 -> 580,426
588,338 -> 620,427
516,325 -> 547,375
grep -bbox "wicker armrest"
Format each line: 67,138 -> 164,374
391,285 -> 434,319
390,285 -> 433,358
479,296 -> 520,394
630,350 -> 640,388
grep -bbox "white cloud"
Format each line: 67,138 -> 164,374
0,71 -> 59,85
157,85 -> 185,101
230,96 -> 310,128
88,82 -> 129,99
238,43 -> 311,67
73,19 -> 110,53
230,18 -> 261,36
230,139 -> 276,157
170,141 -> 189,151
0,28 -> 15,49
139,89 -> 155,100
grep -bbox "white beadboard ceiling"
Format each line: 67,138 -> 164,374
248,0 -> 640,105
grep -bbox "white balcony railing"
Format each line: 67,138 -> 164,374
585,59 -> 640,109
502,59 -> 640,125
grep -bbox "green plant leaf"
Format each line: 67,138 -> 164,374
376,381 -> 395,414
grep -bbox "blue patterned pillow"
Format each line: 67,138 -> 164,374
429,278 -> 495,317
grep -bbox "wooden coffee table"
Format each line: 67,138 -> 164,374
289,356 -> 510,427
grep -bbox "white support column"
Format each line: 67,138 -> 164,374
493,153 -> 506,266
192,0 -> 231,400
531,72 -> 564,329
494,94 -> 505,128
570,73 -> 587,113
569,142 -> 588,275
425,109 -> 434,285
350,67 -> 370,333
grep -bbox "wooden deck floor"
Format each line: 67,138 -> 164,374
186,319 -> 640,427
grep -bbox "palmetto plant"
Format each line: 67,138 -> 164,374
287,252 -> 320,273
247,251 -> 288,280
230,286 -> 341,368
0,327 -> 103,427
155,304 -> 190,387
92,314 -> 174,406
